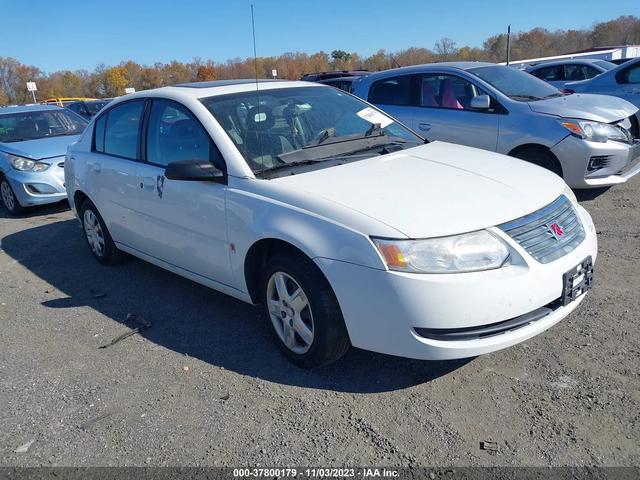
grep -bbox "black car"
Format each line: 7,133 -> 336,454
317,76 -> 363,93
66,99 -> 112,119
300,70 -> 369,82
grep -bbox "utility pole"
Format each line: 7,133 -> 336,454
506,25 -> 511,66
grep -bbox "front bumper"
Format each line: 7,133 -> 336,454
315,205 -> 597,361
551,135 -> 640,188
4,159 -> 67,207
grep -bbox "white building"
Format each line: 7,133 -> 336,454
505,45 -> 640,68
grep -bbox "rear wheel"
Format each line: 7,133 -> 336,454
512,146 -> 563,178
0,177 -> 26,216
80,200 -> 121,265
261,252 -> 350,368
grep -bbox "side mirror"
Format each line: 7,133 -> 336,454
164,160 -> 225,182
470,94 -> 491,110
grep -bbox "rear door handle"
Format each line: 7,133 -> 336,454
418,123 -> 432,132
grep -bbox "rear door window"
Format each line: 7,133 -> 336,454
100,101 -> 145,160
532,66 -> 565,81
617,64 -> 640,84
565,64 -> 599,81
368,75 -> 412,106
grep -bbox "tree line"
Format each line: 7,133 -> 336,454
1,15 -> 639,105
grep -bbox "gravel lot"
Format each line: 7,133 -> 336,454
0,179 -> 638,468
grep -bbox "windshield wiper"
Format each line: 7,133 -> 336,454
510,94 -> 542,101
47,132 -> 80,138
543,92 -> 565,99
306,128 -> 336,146
365,122 -> 382,136
277,134 -> 411,165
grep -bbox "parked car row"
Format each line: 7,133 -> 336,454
349,62 -> 640,189
524,58 -> 617,89
1,62 -> 635,368
516,57 -> 640,107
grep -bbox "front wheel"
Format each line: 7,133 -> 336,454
0,177 -> 26,216
512,147 -> 563,178
261,252 -> 350,368
80,200 -> 121,265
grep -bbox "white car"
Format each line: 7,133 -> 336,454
65,80 -> 597,368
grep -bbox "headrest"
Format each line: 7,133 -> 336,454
246,107 -> 274,131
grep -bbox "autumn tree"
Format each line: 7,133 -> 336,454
104,66 -> 129,97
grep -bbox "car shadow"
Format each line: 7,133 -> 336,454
0,200 -> 70,219
1,219 -> 470,393
575,186 -> 611,202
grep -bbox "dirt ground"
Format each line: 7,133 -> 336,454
0,179 -> 638,467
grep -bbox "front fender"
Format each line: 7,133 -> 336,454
225,186 -> 388,294
497,111 -> 569,155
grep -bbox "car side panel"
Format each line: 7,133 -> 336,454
495,110 -> 569,155
224,179 -> 390,295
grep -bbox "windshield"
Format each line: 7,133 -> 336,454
594,60 -> 616,71
0,109 -> 87,143
469,65 -> 562,101
201,86 -> 421,174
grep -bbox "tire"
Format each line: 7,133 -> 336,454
260,251 -> 350,368
0,177 -> 26,216
512,146 -> 564,178
80,200 -> 121,265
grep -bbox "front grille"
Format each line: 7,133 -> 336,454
499,195 -> 585,264
629,114 -> 639,141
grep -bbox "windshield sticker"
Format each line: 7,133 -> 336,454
356,107 -> 393,128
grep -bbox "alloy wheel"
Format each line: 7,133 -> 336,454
1,181 -> 15,211
266,271 -> 314,354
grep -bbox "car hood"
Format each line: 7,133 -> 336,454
271,142 -> 566,238
528,93 -> 637,123
0,135 -> 81,161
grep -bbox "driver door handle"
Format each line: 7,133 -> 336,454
418,123 -> 432,132
140,177 -> 155,190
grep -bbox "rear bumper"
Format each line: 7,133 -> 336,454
552,135 -> 640,188
315,205 -> 597,361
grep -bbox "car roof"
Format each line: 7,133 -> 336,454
362,62 -> 495,78
0,104 -> 64,114
526,58 -> 612,70
114,80 -> 327,104
175,79 -> 285,89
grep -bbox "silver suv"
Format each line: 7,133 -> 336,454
352,62 -> 640,188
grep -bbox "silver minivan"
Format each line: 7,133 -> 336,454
352,62 -> 640,188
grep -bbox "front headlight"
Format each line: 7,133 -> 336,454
372,230 -> 510,274
7,154 -> 49,172
559,119 -> 631,144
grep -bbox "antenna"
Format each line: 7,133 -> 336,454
506,25 -> 511,66
250,4 -> 264,175
251,5 -> 259,87
390,55 -> 402,68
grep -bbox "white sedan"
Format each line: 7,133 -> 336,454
65,80 -> 597,368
